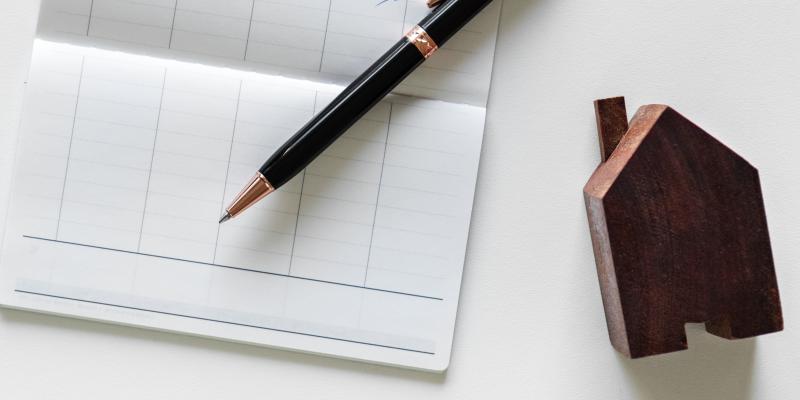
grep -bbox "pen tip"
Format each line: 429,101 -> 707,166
219,212 -> 231,224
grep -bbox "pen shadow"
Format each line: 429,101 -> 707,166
618,324 -> 757,400
0,308 -> 447,383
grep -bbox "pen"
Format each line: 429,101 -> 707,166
220,0 -> 495,223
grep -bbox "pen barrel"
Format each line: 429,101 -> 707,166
260,40 -> 424,188
259,0 -> 495,189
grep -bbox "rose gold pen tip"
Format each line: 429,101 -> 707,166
219,212 -> 231,224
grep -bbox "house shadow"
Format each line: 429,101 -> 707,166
619,324 -> 757,400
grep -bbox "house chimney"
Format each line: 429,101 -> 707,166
594,97 -> 629,162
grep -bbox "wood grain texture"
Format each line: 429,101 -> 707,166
584,98 -> 784,358
594,97 -> 629,162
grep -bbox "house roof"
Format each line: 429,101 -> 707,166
584,104 -> 755,200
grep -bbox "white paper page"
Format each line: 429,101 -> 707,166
35,0 -> 502,106
0,41 -> 487,371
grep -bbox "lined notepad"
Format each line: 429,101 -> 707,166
0,0 -> 501,371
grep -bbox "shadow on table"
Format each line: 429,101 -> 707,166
619,323 -> 757,400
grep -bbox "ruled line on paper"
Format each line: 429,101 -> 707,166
14,289 -> 437,354
20,235 -> 444,301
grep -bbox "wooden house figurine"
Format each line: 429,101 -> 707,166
584,97 -> 783,358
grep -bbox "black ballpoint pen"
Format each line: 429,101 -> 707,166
220,0 -> 495,223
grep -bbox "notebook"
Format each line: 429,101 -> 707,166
0,0 -> 502,372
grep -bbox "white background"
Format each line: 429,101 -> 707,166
1,0 -> 798,398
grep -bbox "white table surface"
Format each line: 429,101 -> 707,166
1,0 -> 798,398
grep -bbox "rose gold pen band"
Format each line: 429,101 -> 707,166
405,25 -> 439,59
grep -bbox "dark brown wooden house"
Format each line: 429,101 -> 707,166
584,97 -> 783,358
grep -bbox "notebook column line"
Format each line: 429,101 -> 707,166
317,0 -> 334,72
167,0 -> 179,49
242,0 -> 257,61
402,0 -> 411,32
135,68 -> 168,253
362,103 -> 393,287
212,80 -> 244,264
54,56 -> 86,240
85,0 -> 95,36
286,91 -> 319,276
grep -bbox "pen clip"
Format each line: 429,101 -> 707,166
427,0 -> 442,8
